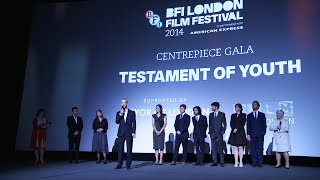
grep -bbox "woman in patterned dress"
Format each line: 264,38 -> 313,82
152,104 -> 167,165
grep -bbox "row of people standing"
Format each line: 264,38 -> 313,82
29,99 -> 291,170
30,107 -> 109,164
151,100 -> 291,169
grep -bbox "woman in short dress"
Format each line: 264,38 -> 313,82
152,104 -> 167,165
30,108 -> 49,164
269,110 -> 291,169
92,110 -> 109,164
228,103 -> 247,167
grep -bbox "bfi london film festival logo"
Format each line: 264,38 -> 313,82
145,10 -> 163,29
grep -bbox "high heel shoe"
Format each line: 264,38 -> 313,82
239,163 -> 243,167
234,163 -> 239,167
274,165 -> 281,168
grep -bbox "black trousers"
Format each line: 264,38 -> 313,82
210,133 -> 224,164
250,136 -> 264,165
194,135 -> 205,163
68,135 -> 81,162
172,135 -> 188,162
117,136 -> 133,167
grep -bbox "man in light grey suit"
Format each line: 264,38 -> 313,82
209,102 -> 227,167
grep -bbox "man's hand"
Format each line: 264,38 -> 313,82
74,131 -> 79,136
233,129 -> 238,133
177,131 -> 181,135
132,133 -> 136,138
246,135 -> 251,141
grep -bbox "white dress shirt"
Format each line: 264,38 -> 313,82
124,109 -> 128,122
73,115 -> 77,123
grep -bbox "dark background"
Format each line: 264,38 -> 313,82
5,0 -> 84,161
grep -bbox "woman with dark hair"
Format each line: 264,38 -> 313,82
92,110 -> 109,164
30,108 -> 49,165
152,104 -> 167,165
228,103 -> 247,167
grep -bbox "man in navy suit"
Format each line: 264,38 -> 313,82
67,106 -> 83,163
192,106 -> 208,166
209,102 -> 227,167
171,104 -> 191,166
246,101 -> 267,168
115,98 -> 136,170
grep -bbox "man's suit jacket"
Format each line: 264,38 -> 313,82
192,115 -> 208,138
246,111 -> 267,137
174,113 -> 191,139
116,109 -> 136,137
67,116 -> 83,138
208,111 -> 227,135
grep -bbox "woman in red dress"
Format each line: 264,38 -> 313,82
30,108 -> 49,164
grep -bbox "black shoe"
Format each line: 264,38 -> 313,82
220,164 -> 225,167
126,166 -> 131,170
103,161 -> 107,164
274,165 -> 281,168
115,165 -> 122,169
257,164 -> 262,168
211,163 -> 218,166
200,163 -> 204,166
75,161 -> 79,164
96,160 -> 101,164
194,163 -> 200,166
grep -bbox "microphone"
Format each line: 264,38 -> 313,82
278,121 -> 282,131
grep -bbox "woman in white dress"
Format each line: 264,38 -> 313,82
269,110 -> 291,169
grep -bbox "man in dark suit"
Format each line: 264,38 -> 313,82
246,100 -> 267,168
67,106 -> 83,163
115,98 -> 136,170
192,106 -> 208,166
209,102 -> 227,167
171,104 -> 190,166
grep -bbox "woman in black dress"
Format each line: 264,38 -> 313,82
152,104 -> 167,165
92,110 -> 108,164
228,103 -> 246,167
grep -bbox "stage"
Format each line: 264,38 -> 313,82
1,160 -> 319,180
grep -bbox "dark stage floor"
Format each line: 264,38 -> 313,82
1,160 -> 319,180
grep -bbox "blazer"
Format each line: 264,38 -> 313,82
208,111 -> 227,135
246,111 -> 267,137
116,109 -> 136,137
174,113 -> 191,138
192,115 -> 208,138
230,113 -> 246,132
92,118 -> 108,133
67,115 -> 83,138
